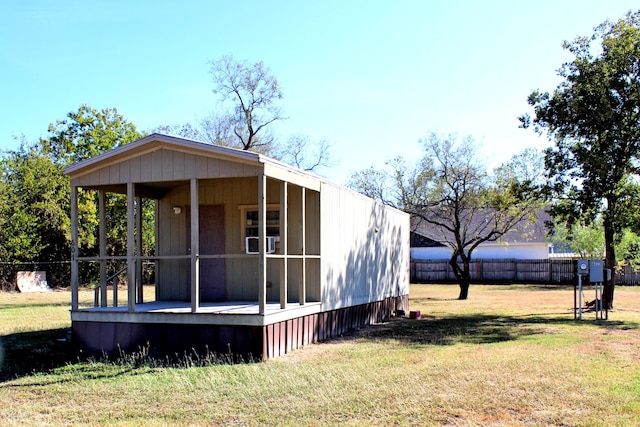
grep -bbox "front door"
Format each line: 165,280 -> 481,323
187,205 -> 226,301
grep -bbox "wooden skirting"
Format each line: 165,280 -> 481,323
72,295 -> 408,361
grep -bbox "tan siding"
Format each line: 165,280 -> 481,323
156,183 -> 189,301
70,148 -> 267,187
305,191 -> 321,255
151,150 -> 162,181
320,182 -> 409,310
173,151 -> 185,179
161,149 -> 174,180
86,171 -> 96,186
287,186 -> 303,255
195,156 -> 208,179
207,158 -> 220,176
99,165 -> 109,185
155,177 -> 339,304
219,158 -> 234,176
120,158 -> 131,182
138,152 -> 151,181
130,155 -> 142,182
156,177 -> 271,301
109,163 -> 119,183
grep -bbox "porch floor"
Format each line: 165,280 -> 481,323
72,300 -> 323,327
80,300 -> 304,315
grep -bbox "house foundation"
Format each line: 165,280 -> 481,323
72,295 -> 407,360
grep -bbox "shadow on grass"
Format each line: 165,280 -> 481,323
349,313 -> 640,347
0,328 -> 255,385
0,328 -> 77,384
3,313 -> 638,384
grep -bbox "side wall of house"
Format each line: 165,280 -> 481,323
320,182 -> 410,311
411,243 -> 550,260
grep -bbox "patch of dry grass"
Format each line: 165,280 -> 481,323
1,284 -> 639,426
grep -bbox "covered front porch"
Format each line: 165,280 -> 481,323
66,135 -> 323,316
63,135 -> 332,358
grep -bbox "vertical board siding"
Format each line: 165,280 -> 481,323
261,295 -> 407,359
320,183 -> 410,311
155,177 -> 323,304
74,148 -> 264,187
156,177 -> 265,301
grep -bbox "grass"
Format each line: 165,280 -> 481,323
1,284 -> 639,426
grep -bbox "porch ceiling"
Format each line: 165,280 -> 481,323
80,181 -> 185,199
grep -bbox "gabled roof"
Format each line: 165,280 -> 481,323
63,133 -> 323,191
410,231 -> 446,248
63,133 -> 264,177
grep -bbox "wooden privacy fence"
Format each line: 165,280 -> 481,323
411,259 -> 640,285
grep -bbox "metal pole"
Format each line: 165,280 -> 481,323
597,279 -> 600,319
578,274 -> 583,320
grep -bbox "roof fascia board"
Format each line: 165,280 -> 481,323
263,162 -> 322,191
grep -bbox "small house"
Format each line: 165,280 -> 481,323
410,210 -> 551,261
64,134 -> 409,360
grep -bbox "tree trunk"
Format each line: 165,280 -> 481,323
603,220 -> 616,309
458,281 -> 470,300
450,255 -> 471,300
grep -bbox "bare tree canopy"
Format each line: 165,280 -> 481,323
274,134 -> 333,172
156,56 -> 333,173
348,133 -> 544,300
209,55 -> 284,152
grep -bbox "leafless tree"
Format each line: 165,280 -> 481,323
209,55 -> 284,152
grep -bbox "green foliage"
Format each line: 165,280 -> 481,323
521,11 -> 640,307
615,229 -> 640,269
552,219 -> 605,259
44,105 -> 142,166
0,141 -> 69,261
0,106 -> 145,286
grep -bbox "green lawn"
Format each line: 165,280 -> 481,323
1,284 -> 639,426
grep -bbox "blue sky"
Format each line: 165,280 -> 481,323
1,1 -> 638,183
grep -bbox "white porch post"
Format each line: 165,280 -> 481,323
258,174 -> 267,314
70,185 -> 79,311
279,181 -> 288,309
136,196 -> 143,303
127,182 -> 136,312
190,178 -> 200,313
300,188 -> 306,305
98,190 -> 107,307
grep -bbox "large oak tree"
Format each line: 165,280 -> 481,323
521,11 -> 640,309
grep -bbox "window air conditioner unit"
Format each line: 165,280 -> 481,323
245,236 -> 277,254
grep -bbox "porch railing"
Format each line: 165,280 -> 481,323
93,265 -> 126,308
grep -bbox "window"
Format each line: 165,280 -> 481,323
239,204 -> 280,251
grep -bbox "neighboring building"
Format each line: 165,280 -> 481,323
410,210 -> 551,260
63,134 -> 410,360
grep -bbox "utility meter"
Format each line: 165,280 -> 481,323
589,259 -> 604,282
577,260 -> 589,275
